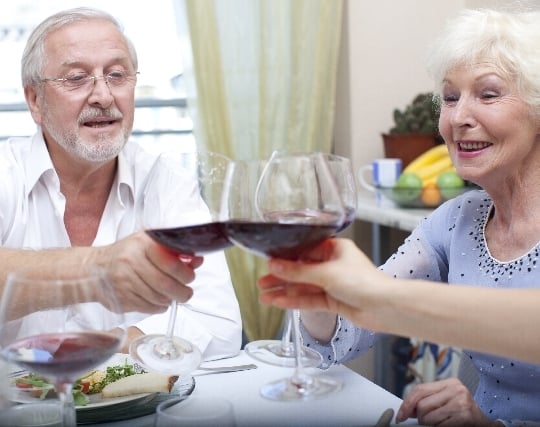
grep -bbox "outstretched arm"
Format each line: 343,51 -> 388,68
258,238 -> 539,364
0,231 -> 202,314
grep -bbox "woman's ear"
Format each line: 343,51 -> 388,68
24,85 -> 43,126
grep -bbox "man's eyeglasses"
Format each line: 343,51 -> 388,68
40,71 -> 139,91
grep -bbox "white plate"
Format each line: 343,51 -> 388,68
9,354 -> 145,407
11,386 -> 154,410
9,353 -> 195,414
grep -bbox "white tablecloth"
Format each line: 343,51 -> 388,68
91,351 -> 419,426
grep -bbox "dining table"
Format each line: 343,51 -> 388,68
82,350 -> 419,427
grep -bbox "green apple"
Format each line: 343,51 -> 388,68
392,172 -> 422,204
437,171 -> 465,200
436,171 -> 464,188
395,172 -> 423,189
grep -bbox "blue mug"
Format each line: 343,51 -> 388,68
358,158 -> 402,190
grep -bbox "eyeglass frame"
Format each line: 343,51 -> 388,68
39,71 -> 140,92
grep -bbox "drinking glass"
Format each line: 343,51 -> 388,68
0,267 -> 125,426
247,153 -> 358,367
0,402 -> 62,427
221,151 -> 345,400
154,396 -> 236,427
221,158 -> 321,368
130,150 -> 232,374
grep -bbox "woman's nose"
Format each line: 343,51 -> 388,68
450,97 -> 476,128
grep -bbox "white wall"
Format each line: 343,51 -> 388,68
334,0 -> 464,169
335,0 -> 540,171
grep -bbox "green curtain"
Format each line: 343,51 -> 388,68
178,0 -> 343,341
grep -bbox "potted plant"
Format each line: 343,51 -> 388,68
382,92 -> 441,168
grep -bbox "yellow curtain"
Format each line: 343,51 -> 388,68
179,0 -> 343,341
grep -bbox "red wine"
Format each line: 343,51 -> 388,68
223,221 -> 338,260
2,332 -> 121,380
146,222 -> 232,255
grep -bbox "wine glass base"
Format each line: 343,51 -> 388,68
130,334 -> 202,374
260,374 -> 342,401
244,339 -> 322,368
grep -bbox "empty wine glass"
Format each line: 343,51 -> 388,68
129,150 -> 231,375
0,266 -> 125,426
221,151 -> 345,400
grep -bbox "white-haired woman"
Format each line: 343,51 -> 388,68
260,8 -> 540,426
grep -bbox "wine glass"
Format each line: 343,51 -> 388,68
219,157 -> 322,368
0,266 -> 125,426
155,396 -> 236,427
221,151 -> 345,400
129,150 -> 232,374
248,153 -> 358,368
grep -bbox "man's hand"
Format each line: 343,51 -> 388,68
94,231 -> 204,313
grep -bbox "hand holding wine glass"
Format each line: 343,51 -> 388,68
0,267 -> 125,426
222,151 -> 345,400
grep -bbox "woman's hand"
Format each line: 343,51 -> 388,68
258,238 -> 387,326
397,378 -> 503,426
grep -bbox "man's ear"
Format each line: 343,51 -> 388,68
24,85 -> 43,126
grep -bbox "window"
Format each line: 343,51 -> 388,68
0,0 -> 194,150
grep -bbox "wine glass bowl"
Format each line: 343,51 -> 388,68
143,150 -> 233,255
325,154 -> 358,232
146,222 -> 231,256
221,151 -> 345,400
0,267 -> 125,426
221,153 -> 345,259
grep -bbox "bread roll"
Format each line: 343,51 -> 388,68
101,372 -> 179,398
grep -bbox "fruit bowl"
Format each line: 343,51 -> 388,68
376,185 -> 470,209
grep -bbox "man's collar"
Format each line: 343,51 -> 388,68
25,130 -> 135,207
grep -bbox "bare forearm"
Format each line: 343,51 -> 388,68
0,247 -> 95,316
362,279 -> 539,364
0,246 -> 94,286
261,238 -> 539,363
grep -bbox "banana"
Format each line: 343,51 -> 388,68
416,155 -> 453,185
404,144 -> 449,174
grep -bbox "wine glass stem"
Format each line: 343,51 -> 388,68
291,309 -> 312,388
166,300 -> 178,339
280,311 -> 293,355
56,382 -> 76,426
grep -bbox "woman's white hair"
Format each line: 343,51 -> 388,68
426,8 -> 540,117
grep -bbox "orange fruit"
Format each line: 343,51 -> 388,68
421,183 -> 442,207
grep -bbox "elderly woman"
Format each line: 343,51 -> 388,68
259,8 -> 540,426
